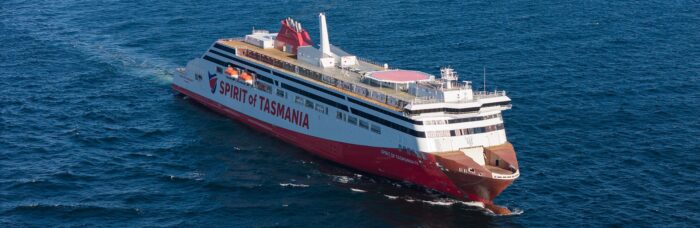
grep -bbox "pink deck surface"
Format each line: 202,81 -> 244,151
369,70 -> 430,82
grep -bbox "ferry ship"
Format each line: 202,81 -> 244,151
173,13 -> 519,214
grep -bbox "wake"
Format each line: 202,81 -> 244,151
2,5 -> 177,85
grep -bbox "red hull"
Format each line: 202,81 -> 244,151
173,84 -> 514,205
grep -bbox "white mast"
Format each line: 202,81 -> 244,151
319,13 -> 332,57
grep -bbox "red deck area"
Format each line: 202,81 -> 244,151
369,70 -> 431,82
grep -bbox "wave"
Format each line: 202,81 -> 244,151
51,171 -> 98,181
350,188 -> 366,193
5,179 -> 81,191
5,203 -> 142,217
164,171 -> 204,182
203,181 -> 263,191
125,152 -> 155,158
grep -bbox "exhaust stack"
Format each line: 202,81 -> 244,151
319,13 -> 332,57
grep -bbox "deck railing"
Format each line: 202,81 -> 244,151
473,90 -> 507,99
220,37 -> 245,41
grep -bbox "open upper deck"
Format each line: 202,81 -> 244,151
221,39 -> 417,101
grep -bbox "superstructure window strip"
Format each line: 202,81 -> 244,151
209,49 -> 237,63
348,97 -> 422,125
406,101 -> 512,115
272,71 -> 345,99
422,113 -> 502,125
213,43 -> 237,55
281,83 -> 349,112
481,101 -> 512,108
256,74 -> 274,84
350,108 -> 425,138
208,50 -> 270,73
203,55 -> 227,67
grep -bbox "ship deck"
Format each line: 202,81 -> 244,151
218,40 -> 420,111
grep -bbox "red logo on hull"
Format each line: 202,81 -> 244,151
208,72 -> 218,93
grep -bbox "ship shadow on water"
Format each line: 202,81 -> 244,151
173,94 -> 516,226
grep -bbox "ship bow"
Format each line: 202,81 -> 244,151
433,142 -> 519,203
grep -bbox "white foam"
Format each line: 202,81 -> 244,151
187,171 -> 204,181
459,201 -> 485,208
332,175 -> 353,184
350,188 -> 366,193
418,199 -> 455,206
484,207 -> 524,216
279,183 -> 309,188
391,196 -> 485,209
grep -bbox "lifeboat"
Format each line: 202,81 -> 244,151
225,66 -> 238,79
240,71 -> 254,85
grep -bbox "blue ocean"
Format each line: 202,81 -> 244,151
1,0 -> 698,226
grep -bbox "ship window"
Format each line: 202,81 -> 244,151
370,124 -> 381,134
305,100 -> 314,109
255,81 -> 272,93
216,67 -> 223,73
276,89 -> 285,98
195,73 -> 203,81
315,104 -> 327,114
295,96 -> 304,105
347,115 -> 358,125
450,123 -> 504,137
359,119 -> 369,129
336,111 -> 345,120
426,130 -> 451,138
